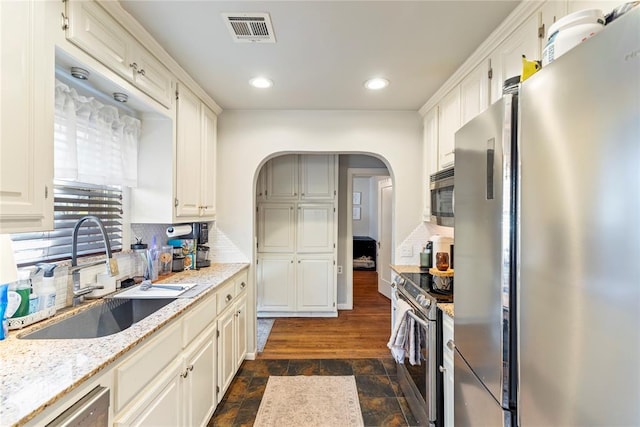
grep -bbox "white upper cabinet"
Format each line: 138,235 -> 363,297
66,0 -> 173,108
422,107 -> 438,220
489,12 -> 540,104
0,0 -> 54,233
460,60 -> 490,126
175,83 -> 217,220
437,87 -> 461,170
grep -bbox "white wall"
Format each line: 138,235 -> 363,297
352,177 -> 372,237
216,110 -> 423,306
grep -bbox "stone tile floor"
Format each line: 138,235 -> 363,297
207,358 -> 418,427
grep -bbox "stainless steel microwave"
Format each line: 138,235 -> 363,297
430,167 -> 454,227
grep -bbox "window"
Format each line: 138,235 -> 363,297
10,79 -> 139,266
11,181 -> 123,266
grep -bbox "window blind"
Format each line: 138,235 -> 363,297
11,180 -> 122,266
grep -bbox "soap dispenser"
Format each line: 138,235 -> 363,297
36,263 -> 57,313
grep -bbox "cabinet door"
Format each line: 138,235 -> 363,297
296,255 -> 335,312
258,203 -> 295,253
114,360 -> 183,427
257,253 -> 295,312
133,44 -> 173,109
66,0 -> 133,79
0,0 -> 53,233
442,312 -> 455,427
234,294 -> 248,369
489,13 -> 540,104
185,327 -> 216,427
299,154 -> 335,200
217,308 -> 235,402
175,83 -> 202,218
256,166 -> 267,200
437,87 -> 461,170
297,204 -> 335,253
460,60 -> 490,126
422,107 -> 438,220
200,105 -> 217,218
266,155 -> 298,200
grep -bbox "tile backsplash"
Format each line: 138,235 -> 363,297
396,222 -> 454,266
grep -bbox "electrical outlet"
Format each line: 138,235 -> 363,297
401,246 -> 413,257
337,266 -> 343,274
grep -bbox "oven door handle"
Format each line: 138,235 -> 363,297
406,309 -> 429,329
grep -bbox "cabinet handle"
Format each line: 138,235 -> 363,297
226,294 -> 233,302
188,364 -> 194,372
129,62 -> 138,71
439,365 -> 446,373
301,193 -> 305,196
447,340 -> 456,350
137,68 -> 146,76
181,370 -> 189,378
240,281 -> 246,289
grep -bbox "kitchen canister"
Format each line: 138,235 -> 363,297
430,235 -> 454,269
542,9 -> 605,66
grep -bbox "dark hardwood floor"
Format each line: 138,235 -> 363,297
257,270 -> 392,359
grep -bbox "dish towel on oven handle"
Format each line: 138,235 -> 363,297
388,298 -> 420,364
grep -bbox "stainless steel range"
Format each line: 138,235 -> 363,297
392,272 -> 453,427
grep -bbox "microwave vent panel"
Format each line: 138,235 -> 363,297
222,13 -> 276,43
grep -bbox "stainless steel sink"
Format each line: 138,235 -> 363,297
20,298 -> 176,339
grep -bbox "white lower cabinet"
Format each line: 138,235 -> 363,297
113,268 -> 249,426
217,293 -> 248,402
297,255 -> 335,312
257,253 -> 295,312
441,311 -> 454,427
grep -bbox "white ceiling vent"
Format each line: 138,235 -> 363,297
222,13 -> 276,43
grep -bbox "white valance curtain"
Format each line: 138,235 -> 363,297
54,80 -> 140,187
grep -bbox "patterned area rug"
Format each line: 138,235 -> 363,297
257,318 -> 275,352
254,376 -> 364,427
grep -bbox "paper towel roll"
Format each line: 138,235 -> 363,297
166,224 -> 192,238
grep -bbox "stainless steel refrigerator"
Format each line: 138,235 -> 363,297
452,8 -> 639,426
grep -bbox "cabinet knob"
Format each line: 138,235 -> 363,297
447,340 -> 456,350
226,294 -> 233,302
439,365 -> 446,373
301,193 -> 305,196
240,281 -> 246,289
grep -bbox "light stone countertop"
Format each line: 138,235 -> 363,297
0,262 -> 249,427
438,303 -> 454,318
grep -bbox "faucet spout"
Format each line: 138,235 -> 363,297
71,215 -> 119,276
71,215 -> 119,306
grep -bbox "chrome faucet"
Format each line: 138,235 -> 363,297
70,215 -> 119,305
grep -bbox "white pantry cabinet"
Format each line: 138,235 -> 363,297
0,0 -> 54,233
257,253 -> 296,312
257,203 -> 296,253
296,254 -> 335,312
265,154 -> 336,201
296,203 -> 335,253
65,0 -> 173,108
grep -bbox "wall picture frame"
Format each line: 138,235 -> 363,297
353,192 -> 361,205
353,207 -> 361,220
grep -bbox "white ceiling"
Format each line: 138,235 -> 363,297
120,1 -> 520,111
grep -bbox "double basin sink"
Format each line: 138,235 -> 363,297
20,298 -> 176,340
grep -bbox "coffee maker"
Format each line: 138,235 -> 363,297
166,222 -> 210,270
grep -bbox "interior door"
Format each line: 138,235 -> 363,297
377,178 -> 392,298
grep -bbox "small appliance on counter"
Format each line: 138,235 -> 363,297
166,222 -> 210,270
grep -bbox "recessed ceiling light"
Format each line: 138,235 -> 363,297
364,78 -> 389,90
249,77 -> 273,89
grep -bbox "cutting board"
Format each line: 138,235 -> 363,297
113,283 -> 196,299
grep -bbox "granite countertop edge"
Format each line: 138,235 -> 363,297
0,262 -> 249,427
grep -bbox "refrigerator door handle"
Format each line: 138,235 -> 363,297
486,138 -> 495,200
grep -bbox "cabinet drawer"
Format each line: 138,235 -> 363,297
182,292 -> 217,347
235,271 -> 248,295
114,320 -> 182,413
216,279 -> 237,314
